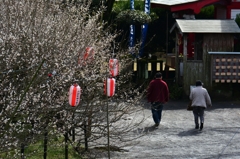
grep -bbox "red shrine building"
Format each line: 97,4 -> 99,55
151,0 -> 240,19
150,0 -> 240,96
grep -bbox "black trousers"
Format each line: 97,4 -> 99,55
192,106 -> 205,125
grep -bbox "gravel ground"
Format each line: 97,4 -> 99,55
106,99 -> 240,159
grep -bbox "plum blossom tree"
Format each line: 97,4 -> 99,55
0,0 -> 146,158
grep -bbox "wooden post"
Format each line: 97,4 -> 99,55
65,128 -> 68,159
44,130 -> 48,159
84,120 -> 88,151
106,75 -> 110,159
72,113 -> 75,141
21,143 -> 24,159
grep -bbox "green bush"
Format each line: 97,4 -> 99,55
116,9 -> 151,25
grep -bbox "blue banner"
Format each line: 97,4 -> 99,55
144,0 -> 150,14
129,25 -> 135,55
129,0 -> 135,56
139,0 -> 150,57
130,0 -> 134,10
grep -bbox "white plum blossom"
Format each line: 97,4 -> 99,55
0,0 -> 145,158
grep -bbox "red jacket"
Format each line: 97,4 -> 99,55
147,79 -> 169,103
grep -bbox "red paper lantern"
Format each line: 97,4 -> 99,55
83,47 -> 94,60
69,84 -> 81,107
78,47 -> 94,66
104,78 -> 115,97
109,58 -> 119,77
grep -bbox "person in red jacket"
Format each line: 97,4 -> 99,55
147,72 -> 169,127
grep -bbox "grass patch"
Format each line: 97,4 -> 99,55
0,137 -> 83,159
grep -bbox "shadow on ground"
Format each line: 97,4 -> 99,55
141,98 -> 240,111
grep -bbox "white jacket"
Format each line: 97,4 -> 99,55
189,86 -> 212,108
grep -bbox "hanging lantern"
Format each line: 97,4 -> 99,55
83,47 -> 94,60
109,58 -> 119,77
69,84 -> 81,107
78,47 -> 94,66
104,78 -> 115,97
133,59 -> 137,71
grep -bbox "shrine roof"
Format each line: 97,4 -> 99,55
151,0 -> 220,14
171,19 -> 240,33
151,0 -> 198,6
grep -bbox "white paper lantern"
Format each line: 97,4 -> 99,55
104,78 -> 115,97
69,84 -> 81,107
109,58 -> 119,77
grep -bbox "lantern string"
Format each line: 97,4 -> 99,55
112,41 -> 115,58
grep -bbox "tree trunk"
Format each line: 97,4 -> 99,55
103,0 -> 115,24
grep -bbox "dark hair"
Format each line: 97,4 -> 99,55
196,80 -> 203,86
155,72 -> 162,78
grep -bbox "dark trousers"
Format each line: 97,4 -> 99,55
193,106 -> 205,126
151,102 -> 163,124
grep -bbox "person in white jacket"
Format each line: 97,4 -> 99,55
189,80 -> 212,131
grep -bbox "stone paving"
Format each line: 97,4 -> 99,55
107,99 -> 240,159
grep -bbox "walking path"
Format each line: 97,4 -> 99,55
109,99 -> 240,159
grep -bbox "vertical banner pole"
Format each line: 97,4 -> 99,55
139,0 -> 150,57
129,0 -> 135,57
